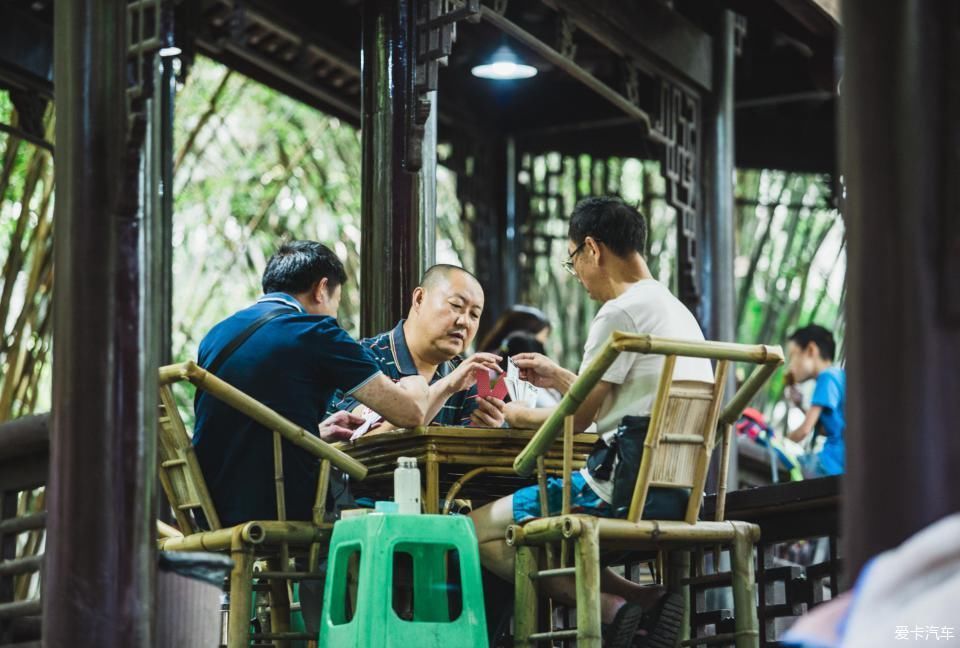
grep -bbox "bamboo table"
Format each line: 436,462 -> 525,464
338,426 -> 596,514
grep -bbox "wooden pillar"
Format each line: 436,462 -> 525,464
705,10 -> 737,346
419,90 -> 438,276
841,0 -> 960,579
360,0 -> 434,337
159,51 -> 176,365
703,9 -> 739,492
45,0 -> 158,645
503,136 -> 519,309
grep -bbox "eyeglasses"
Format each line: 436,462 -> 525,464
561,240 -> 593,276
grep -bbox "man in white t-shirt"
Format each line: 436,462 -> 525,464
470,196 -> 711,643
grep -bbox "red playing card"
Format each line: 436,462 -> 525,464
475,368 -> 491,398
491,375 -> 509,401
476,368 -> 507,400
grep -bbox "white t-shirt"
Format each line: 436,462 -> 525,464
578,279 -> 714,502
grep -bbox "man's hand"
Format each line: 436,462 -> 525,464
469,396 -> 506,428
441,352 -> 503,395
510,353 -> 573,391
318,410 -> 367,442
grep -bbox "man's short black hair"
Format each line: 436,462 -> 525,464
789,324 -> 836,361
261,240 -> 347,295
568,196 -> 647,258
420,264 -> 480,290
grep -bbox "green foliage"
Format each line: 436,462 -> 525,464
173,56 -> 473,371
734,169 -> 846,409
173,57 -> 364,362
0,94 -> 55,420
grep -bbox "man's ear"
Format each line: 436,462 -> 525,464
585,236 -> 602,262
411,287 -> 425,313
314,277 -> 330,305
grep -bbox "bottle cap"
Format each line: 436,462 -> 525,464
397,456 -> 418,469
375,501 -> 399,514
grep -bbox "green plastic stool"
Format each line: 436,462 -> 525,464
319,514 -> 487,647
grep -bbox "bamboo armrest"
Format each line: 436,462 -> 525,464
157,519 -> 183,539
512,332 -> 784,477
159,361 -> 368,480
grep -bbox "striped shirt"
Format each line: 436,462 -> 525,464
326,319 -> 479,426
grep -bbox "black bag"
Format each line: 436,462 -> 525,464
327,468 -> 357,520
587,415 -> 690,520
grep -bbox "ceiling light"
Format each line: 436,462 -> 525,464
471,45 -> 537,80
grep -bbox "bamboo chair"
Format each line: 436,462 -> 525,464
507,332 -> 784,648
155,360 -> 368,648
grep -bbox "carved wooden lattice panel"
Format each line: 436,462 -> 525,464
653,79 -> 702,315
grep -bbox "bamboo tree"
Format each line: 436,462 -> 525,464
776,219 -> 837,339
0,102 -> 54,420
735,172 -> 788,333
807,235 -> 846,323
174,69 -> 234,173
0,143 -> 50,342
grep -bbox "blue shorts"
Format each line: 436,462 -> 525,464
512,471 -> 613,523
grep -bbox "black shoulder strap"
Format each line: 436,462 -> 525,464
205,306 -> 293,376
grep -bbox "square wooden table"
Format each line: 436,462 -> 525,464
338,426 -> 596,513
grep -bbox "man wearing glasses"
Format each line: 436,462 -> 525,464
470,196 -> 712,644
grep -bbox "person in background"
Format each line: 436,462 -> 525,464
478,304 -> 551,354
785,323 -> 846,477
499,331 -> 562,407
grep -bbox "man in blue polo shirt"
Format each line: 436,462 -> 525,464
193,241 -> 430,526
328,264 -> 505,430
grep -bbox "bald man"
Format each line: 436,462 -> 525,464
328,264 -> 506,431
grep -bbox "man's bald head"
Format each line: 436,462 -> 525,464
420,264 -> 480,291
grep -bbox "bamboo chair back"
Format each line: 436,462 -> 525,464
513,332 -> 784,526
157,384 -> 222,533
156,360 -> 367,537
627,359 -> 730,524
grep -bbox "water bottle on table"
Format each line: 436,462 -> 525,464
394,456 -> 421,514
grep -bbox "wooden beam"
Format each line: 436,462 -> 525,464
776,0 -> 841,32
544,0 -> 713,92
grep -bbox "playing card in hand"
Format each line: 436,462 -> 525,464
475,367 -> 508,400
350,409 -> 383,441
505,356 -> 540,407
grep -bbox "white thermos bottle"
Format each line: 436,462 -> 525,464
394,456 -> 421,514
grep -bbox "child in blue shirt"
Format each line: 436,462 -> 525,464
785,324 -> 846,477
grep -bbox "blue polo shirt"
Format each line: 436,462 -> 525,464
326,320 -> 479,426
193,293 -> 382,526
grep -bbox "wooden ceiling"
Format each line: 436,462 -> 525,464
0,0 -> 839,173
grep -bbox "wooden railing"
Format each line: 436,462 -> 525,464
0,414 -> 48,647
